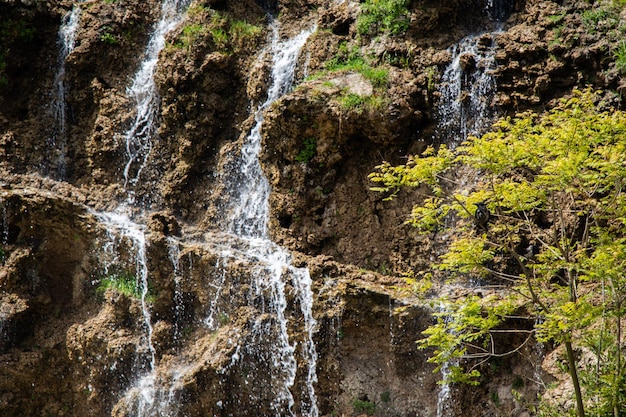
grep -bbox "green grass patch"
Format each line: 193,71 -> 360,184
357,0 -> 411,36
325,43 -> 389,88
581,7 -> 619,34
230,19 -> 262,46
171,12 -> 261,53
97,272 -> 154,301
613,41 -> 626,74
338,92 -> 387,114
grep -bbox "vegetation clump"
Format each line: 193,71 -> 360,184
352,398 -> 376,415
326,42 -> 389,88
294,137 -> 317,163
97,271 -> 154,302
370,89 -> 626,417
316,42 -> 390,114
171,9 -> 262,54
357,0 -> 411,36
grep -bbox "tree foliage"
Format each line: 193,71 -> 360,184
370,89 -> 626,417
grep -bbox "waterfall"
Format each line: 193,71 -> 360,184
167,237 -> 185,342
214,20 -> 319,416
98,11 -> 318,416
226,22 -> 316,238
432,4 -> 506,414
436,32 -> 499,146
122,0 -> 191,194
96,209 -> 156,373
48,4 -> 81,178
434,302 -> 457,417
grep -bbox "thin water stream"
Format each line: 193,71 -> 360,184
48,3 -> 82,178
122,0 -> 191,197
433,7 -> 507,415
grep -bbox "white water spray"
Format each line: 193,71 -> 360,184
216,20 -> 319,416
122,0 -> 190,191
436,32 -> 499,146
96,209 -> 156,372
227,22 -> 316,238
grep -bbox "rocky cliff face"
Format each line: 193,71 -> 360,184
0,0 -> 624,416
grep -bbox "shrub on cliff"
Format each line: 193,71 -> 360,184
370,89 -> 626,417
357,0 -> 411,36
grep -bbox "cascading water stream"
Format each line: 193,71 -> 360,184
436,32 -> 499,146
433,3 -> 510,414
48,3 -> 82,178
122,0 -> 191,197
226,22 -> 315,238
96,210 -> 156,373
90,2 -> 192,414
214,20 -> 319,416
94,8 -> 318,416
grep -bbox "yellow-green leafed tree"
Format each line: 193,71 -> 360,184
370,89 -> 626,417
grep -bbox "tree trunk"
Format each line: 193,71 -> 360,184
565,340 -> 586,417
613,303 -> 621,417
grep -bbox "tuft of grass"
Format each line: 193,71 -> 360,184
97,272 -> 154,301
326,43 -> 389,88
230,19 -> 262,47
338,92 -> 387,114
357,0 -> 411,36
174,23 -> 207,50
209,27 -> 228,49
613,42 -> 626,74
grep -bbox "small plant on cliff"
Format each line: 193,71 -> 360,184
97,271 -> 154,302
357,0 -> 411,36
613,41 -> 626,75
295,137 -> 317,163
172,12 -> 261,54
370,89 -> 626,417
326,43 -> 389,88
100,27 -> 119,45
352,398 -> 376,415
